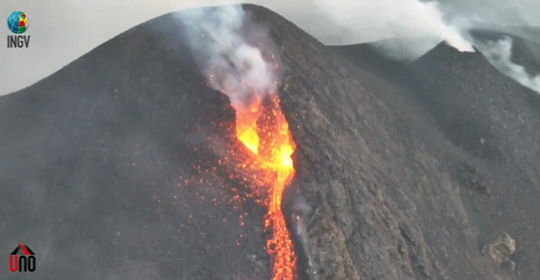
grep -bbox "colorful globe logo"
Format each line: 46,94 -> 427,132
7,11 -> 29,34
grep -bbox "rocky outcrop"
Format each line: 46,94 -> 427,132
483,233 -> 516,270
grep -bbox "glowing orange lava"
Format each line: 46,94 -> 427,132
235,93 -> 297,280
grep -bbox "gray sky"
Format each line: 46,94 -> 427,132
1,0 -> 538,96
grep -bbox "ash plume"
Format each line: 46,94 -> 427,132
172,5 -> 280,110
474,36 -> 540,94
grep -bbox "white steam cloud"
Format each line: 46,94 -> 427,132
303,0 -> 539,94
173,5 -> 278,109
307,0 -> 474,52
475,37 -> 540,94
1,0 -> 539,95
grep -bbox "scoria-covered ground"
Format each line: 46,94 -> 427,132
1,4 -> 539,280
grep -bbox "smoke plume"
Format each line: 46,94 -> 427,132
474,37 -> 540,94
307,0 -> 474,56
291,194 -> 311,244
304,0 -> 539,93
173,5 -> 279,110
289,192 -> 315,273
3,0 -> 539,95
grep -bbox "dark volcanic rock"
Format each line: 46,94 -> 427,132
0,8 -> 269,280
1,4 -> 540,280
400,42 -> 540,280
330,33 -> 540,279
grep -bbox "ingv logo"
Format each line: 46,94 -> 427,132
9,243 -> 36,273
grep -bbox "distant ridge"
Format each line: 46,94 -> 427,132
469,28 -> 540,75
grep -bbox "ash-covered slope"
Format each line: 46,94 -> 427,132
401,43 -> 540,279
2,4 -> 539,280
329,43 -> 405,78
0,9 -> 269,280
330,35 -> 540,279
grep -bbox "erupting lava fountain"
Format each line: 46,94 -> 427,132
190,6 -> 298,278
235,91 -> 297,280
211,51 -> 297,280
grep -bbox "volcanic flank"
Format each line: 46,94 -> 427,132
1,4 -> 540,280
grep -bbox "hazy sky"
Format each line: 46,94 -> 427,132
1,0 -> 538,95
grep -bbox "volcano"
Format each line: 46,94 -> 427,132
1,4 -> 540,280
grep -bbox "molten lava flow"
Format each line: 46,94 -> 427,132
235,93 -> 297,280
236,94 -> 262,155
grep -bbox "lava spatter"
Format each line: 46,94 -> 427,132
234,93 -> 297,280
179,93 -> 298,279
